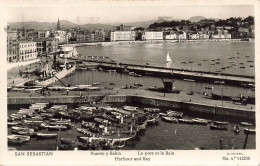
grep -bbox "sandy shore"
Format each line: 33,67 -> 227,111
64,39 -> 244,47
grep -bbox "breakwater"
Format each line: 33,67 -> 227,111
59,39 -> 243,47
97,63 -> 254,87
8,95 -> 254,120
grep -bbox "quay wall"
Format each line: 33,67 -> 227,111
8,95 -> 131,105
8,95 -> 254,120
131,96 -> 255,120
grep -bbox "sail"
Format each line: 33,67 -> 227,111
166,52 -> 172,63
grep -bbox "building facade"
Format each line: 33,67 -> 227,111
46,38 -> 58,53
142,31 -> 163,40
110,31 -> 136,41
33,39 -> 46,56
7,29 -> 18,63
18,41 -> 37,62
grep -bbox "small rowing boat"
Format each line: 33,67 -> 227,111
161,116 -> 178,123
244,128 -> 255,134
240,122 -> 253,126
178,119 -> 194,124
213,121 -> 228,125
192,118 -> 208,125
36,133 -> 58,138
210,125 -> 227,130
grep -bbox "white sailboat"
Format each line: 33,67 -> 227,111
166,52 -> 172,63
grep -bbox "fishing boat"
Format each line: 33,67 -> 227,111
144,108 -> 160,113
166,110 -> 183,118
47,125 -> 67,130
36,133 -> 58,138
178,119 -> 194,124
192,118 -> 208,125
233,124 -> 240,134
193,118 -> 211,123
8,135 -> 30,142
161,116 -> 178,123
123,106 -> 138,112
213,121 -> 228,125
7,122 -> 22,127
240,122 -> 253,126
166,52 -> 172,63
244,128 -> 256,134
12,126 -> 35,135
210,125 -> 227,130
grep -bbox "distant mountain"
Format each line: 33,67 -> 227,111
8,20 -> 114,31
188,16 -> 206,23
8,19 -> 159,31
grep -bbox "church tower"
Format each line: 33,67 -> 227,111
57,18 -> 61,30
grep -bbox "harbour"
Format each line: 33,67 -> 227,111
6,21 -> 256,152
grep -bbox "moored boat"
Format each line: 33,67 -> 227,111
47,125 -> 68,130
161,116 -> 178,123
244,128 -> 256,134
240,122 -> 253,126
213,121 -> 228,125
123,106 -> 138,112
144,108 -> 160,113
8,135 -> 30,142
210,125 -> 227,130
36,133 -> 58,138
178,119 -> 194,124
192,118 -> 208,125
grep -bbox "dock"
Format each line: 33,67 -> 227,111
8,95 -> 255,120
76,61 -> 255,87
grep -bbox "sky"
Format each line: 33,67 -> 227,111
3,1 -> 255,24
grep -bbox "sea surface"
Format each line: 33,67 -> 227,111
76,41 -> 255,76
8,104 -> 256,150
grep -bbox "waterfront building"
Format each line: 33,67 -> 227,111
38,30 -> 50,39
178,31 -> 187,40
165,33 -> 177,40
7,29 -> 19,63
110,31 -> 136,41
33,38 -> 46,56
54,30 -> 67,43
142,31 -> 163,40
18,41 -> 37,62
188,33 -> 199,40
46,38 -> 58,53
